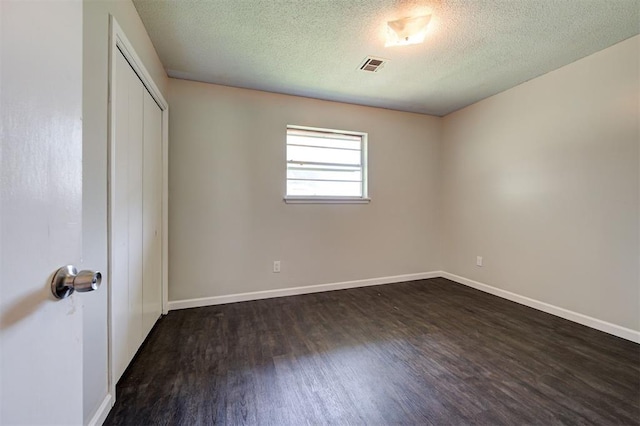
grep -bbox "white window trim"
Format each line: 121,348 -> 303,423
284,125 -> 370,204
284,196 -> 371,204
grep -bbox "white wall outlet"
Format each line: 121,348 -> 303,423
476,256 -> 483,267
273,260 -> 281,273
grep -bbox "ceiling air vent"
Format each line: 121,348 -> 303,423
359,56 -> 387,72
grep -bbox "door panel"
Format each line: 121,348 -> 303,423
0,1 -> 84,424
127,58 -> 145,355
113,49 -> 146,380
113,50 -> 133,381
143,91 -> 163,336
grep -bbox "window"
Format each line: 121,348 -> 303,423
285,126 -> 369,203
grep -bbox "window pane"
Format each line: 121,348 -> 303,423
287,180 -> 362,196
287,134 -> 361,150
287,166 -> 361,182
288,129 -> 361,140
287,145 -> 361,165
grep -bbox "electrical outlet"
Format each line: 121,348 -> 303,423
273,261 -> 281,273
476,256 -> 483,267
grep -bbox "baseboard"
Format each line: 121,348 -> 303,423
167,270 -> 639,344
86,393 -> 113,426
441,271 -> 640,344
168,271 -> 440,311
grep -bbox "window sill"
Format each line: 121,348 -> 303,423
284,196 -> 371,204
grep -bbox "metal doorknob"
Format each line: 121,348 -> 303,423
51,265 -> 102,299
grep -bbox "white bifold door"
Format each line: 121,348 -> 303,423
113,48 -> 163,383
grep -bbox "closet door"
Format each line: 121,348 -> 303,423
142,90 -> 163,337
110,48 -> 146,378
112,50 -> 128,382
112,48 -> 164,383
126,57 -> 145,358
113,49 -> 143,381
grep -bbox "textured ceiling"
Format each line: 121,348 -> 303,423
133,0 -> 640,116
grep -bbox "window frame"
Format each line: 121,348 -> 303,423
284,125 -> 370,204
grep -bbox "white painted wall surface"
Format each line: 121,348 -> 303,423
442,36 -> 640,331
168,80 -> 442,301
83,0 -> 168,422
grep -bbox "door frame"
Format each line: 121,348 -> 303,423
107,15 -> 169,401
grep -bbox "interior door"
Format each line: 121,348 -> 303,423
0,1 -> 84,424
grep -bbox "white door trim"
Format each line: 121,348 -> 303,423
107,15 -> 169,403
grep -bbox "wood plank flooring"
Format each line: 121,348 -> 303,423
105,278 -> 640,425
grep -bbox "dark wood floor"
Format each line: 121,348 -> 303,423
105,278 -> 640,425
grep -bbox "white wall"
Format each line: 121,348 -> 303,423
168,80 -> 442,302
442,36 -> 639,331
82,1 -> 168,422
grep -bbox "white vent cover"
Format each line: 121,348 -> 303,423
359,56 -> 387,72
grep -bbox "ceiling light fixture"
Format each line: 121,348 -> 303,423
385,15 -> 432,47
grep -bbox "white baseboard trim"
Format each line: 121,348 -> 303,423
168,271 -> 440,311
441,272 -> 640,344
86,393 -> 113,426
167,270 -> 639,344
